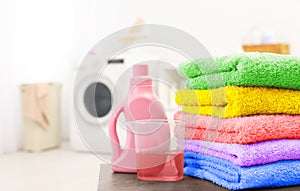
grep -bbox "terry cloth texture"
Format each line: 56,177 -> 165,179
185,139 -> 300,167
173,112 -> 300,144
178,52 -> 300,90
175,86 -> 300,118
184,151 -> 300,190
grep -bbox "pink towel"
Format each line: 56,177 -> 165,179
174,112 -> 300,144
21,83 -> 50,129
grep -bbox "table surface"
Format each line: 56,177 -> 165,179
98,164 -> 300,191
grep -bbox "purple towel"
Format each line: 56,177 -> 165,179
184,151 -> 300,190
185,139 -> 300,166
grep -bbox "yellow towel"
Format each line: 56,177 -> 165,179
175,86 -> 300,118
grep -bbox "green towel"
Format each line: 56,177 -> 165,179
178,52 -> 300,90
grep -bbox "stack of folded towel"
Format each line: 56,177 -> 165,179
174,52 -> 300,190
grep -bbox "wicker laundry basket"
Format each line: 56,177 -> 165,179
21,83 -> 61,152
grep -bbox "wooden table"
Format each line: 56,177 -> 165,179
98,165 -> 299,191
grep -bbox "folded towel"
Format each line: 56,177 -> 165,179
175,86 -> 300,118
178,52 -> 300,90
185,139 -> 300,166
174,112 -> 300,144
184,151 -> 300,190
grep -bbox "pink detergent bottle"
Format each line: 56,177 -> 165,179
109,64 -> 167,173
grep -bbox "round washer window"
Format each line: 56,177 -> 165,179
84,82 -> 112,118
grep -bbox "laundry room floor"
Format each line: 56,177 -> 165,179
0,143 -> 105,191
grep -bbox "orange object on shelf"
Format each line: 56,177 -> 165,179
242,43 -> 290,54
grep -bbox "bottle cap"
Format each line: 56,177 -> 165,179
133,64 -> 148,76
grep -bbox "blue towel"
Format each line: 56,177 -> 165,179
184,151 -> 300,190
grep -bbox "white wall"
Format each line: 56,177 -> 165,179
75,0 -> 300,57
5,0 -> 300,149
0,0 -> 19,153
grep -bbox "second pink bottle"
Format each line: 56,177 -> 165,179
109,64 -> 167,173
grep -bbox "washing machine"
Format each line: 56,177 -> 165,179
70,58 -> 128,153
70,53 -> 163,153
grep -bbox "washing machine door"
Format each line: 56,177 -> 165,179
84,82 -> 112,118
76,74 -> 113,126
